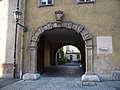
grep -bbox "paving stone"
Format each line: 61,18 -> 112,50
1,77 -> 116,90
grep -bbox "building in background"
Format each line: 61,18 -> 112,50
64,45 -> 81,62
0,0 -> 120,81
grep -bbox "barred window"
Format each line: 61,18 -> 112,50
39,0 -> 54,6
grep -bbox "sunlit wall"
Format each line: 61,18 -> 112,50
0,0 -> 16,78
0,0 -> 8,77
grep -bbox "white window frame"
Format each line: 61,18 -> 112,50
38,0 -> 54,7
76,0 -> 95,4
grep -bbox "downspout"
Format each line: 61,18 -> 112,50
19,0 -> 26,79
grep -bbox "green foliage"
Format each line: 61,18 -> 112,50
59,48 -> 64,58
57,47 -> 71,65
66,58 -> 71,62
58,58 -> 66,65
58,57 -> 70,65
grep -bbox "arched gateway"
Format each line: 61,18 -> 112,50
30,21 -> 93,74
22,11 -> 99,84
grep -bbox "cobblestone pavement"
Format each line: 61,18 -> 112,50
0,78 -> 19,88
42,66 -> 85,77
101,81 -> 120,90
1,77 -> 116,90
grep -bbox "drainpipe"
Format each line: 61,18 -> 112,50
19,0 -> 26,79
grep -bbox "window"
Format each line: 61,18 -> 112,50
77,55 -> 80,59
70,55 -> 73,61
39,0 -> 54,6
77,0 -> 95,4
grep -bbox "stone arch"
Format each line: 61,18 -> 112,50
30,21 -> 93,74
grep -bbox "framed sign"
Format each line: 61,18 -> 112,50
97,36 -> 113,54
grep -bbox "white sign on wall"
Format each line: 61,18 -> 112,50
97,36 -> 113,54
0,36 -> 1,61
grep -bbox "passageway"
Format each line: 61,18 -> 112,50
42,62 -> 85,77
37,27 -> 85,77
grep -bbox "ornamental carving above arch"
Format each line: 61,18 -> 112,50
30,21 -> 93,49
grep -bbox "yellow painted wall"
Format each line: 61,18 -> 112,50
44,38 -> 50,68
22,0 -> 120,75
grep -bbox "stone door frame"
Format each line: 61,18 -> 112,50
30,21 -> 93,74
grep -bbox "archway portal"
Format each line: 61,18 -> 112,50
30,22 -> 93,77
37,27 -> 85,76
56,45 -> 83,66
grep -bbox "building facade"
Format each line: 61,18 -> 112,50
65,45 -> 81,62
0,0 -> 120,80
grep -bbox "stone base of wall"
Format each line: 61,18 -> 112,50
0,64 -> 14,78
111,71 -> 120,80
98,74 -> 112,80
0,74 -> 13,78
98,72 -> 120,81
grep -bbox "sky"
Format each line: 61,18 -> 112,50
63,45 -> 80,53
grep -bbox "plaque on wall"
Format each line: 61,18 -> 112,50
97,36 -> 113,54
0,36 -> 1,61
